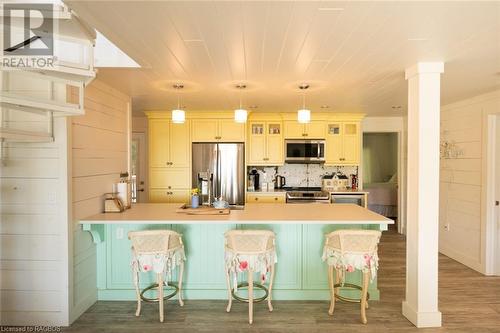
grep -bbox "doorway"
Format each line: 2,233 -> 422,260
362,132 -> 400,231
131,132 -> 147,202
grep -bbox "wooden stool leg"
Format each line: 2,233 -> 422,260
328,265 -> 335,315
267,263 -> 275,312
224,267 -> 233,312
248,269 -> 254,324
158,273 -> 164,323
133,269 -> 141,317
360,271 -> 370,324
178,261 -> 185,307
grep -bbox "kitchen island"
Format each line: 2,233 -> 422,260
80,203 -> 393,301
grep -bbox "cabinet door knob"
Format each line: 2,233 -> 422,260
168,186 -> 171,189
274,197 -> 278,201
255,197 -> 258,201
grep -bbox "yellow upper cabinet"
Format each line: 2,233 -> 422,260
149,119 -> 190,168
191,119 -> 245,142
191,119 -> 218,142
218,119 -> 245,142
149,119 -> 170,167
248,121 -> 284,165
284,121 -> 325,139
325,122 -> 360,165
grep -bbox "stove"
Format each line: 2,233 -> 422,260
284,187 -> 331,203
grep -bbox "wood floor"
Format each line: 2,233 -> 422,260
64,230 -> 500,332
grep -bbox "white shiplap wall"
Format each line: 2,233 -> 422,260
0,117 -> 70,325
440,90 -> 500,273
69,79 -> 130,322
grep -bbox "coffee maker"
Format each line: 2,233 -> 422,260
248,169 -> 259,191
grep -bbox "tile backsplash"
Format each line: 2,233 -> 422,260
248,164 -> 358,188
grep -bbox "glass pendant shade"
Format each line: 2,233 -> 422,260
234,109 -> 248,123
171,109 -> 185,124
297,109 -> 311,123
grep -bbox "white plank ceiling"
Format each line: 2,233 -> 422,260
65,1 -> 500,116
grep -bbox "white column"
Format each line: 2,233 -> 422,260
402,62 -> 444,328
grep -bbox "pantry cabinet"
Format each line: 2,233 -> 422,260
284,121 -> 325,139
147,115 -> 191,203
248,121 -> 283,165
325,122 -> 360,165
191,119 -> 245,142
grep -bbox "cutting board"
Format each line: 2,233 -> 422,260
176,204 -> 230,215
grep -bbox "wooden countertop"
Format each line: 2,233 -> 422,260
79,203 -> 393,225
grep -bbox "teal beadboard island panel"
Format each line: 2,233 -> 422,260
96,222 -> 381,301
238,224 -> 302,290
172,223 -> 236,290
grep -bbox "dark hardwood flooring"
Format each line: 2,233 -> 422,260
64,230 -> 500,332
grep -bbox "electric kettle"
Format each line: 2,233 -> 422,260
274,175 -> 286,189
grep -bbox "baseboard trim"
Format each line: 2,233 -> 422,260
402,301 -> 442,328
439,244 -> 483,274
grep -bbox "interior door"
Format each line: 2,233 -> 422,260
131,132 -> 147,202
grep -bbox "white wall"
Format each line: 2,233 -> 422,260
440,90 -> 500,273
69,79 -> 131,322
0,118 -> 70,325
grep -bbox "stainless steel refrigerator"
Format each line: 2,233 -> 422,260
192,143 -> 245,207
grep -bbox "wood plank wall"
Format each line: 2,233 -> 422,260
70,79 -> 130,323
440,90 -> 500,273
0,116 -> 70,325
0,78 -> 130,326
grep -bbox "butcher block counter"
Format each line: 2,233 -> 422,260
79,203 -> 393,302
80,202 -> 392,225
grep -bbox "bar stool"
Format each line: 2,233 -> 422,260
128,230 -> 186,322
224,229 -> 277,324
322,229 -> 381,324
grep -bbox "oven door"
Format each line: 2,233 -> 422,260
285,140 -> 325,163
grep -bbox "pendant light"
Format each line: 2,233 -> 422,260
171,83 -> 185,124
297,83 -> 311,124
234,83 -> 247,123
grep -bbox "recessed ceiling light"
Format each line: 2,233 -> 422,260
407,38 -> 428,41
318,7 -> 344,11
320,105 -> 330,109
249,105 -> 258,109
392,105 -> 402,110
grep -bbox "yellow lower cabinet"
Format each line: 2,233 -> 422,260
149,189 -> 169,203
169,190 -> 190,204
149,189 -> 190,203
150,168 -> 190,189
246,193 -> 286,203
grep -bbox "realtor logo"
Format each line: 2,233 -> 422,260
3,3 -> 54,56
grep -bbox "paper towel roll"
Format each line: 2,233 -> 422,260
115,182 -> 131,209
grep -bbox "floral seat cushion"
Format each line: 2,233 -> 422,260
322,247 -> 379,282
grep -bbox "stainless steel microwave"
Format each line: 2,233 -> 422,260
285,140 -> 325,163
